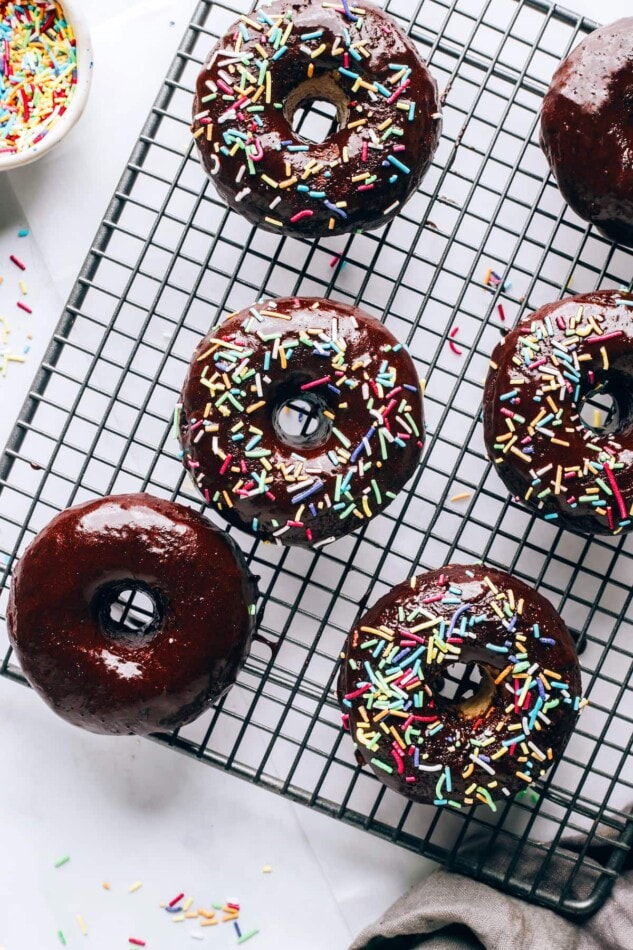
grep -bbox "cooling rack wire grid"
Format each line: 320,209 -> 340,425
1,0 -> 632,919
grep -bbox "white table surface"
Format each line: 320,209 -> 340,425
0,1 -> 628,947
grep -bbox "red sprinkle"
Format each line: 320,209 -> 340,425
17,301 -> 32,313
290,209 -> 314,223
129,941 -> 146,948
10,255 -> 26,270
168,892 -> 185,908
498,304 -> 506,322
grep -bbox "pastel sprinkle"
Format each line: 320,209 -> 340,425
54,855 -> 70,868
0,2 -> 78,156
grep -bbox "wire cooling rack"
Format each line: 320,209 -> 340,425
2,0 -> 633,920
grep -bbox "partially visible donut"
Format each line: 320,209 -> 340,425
7,494 -> 258,736
192,0 -> 441,237
178,296 -> 425,549
483,289 -> 633,536
338,564 -> 584,810
540,18 -> 633,246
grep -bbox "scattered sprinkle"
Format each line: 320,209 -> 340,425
54,855 -> 70,868
128,881 -> 143,893
449,326 -> 463,356
450,492 -> 471,503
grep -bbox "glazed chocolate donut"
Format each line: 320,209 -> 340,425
178,296 -> 424,548
192,0 -> 441,238
338,564 -> 584,809
6,494 -> 258,735
540,19 -> 633,246
483,289 -> 633,536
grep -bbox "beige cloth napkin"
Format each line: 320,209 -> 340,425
350,834 -> 633,950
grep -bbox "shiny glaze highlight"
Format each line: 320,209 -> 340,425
7,494 -> 258,735
540,18 -> 633,246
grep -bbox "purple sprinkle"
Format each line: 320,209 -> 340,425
342,0 -> 359,21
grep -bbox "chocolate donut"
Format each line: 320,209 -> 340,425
178,296 -> 424,548
6,494 -> 258,735
540,19 -> 633,246
483,289 -> 633,536
338,564 -> 584,810
192,0 -> 441,238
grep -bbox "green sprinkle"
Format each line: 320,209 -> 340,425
238,930 -> 261,945
371,757 -> 394,774
57,931 -> 66,946
54,856 -> 70,869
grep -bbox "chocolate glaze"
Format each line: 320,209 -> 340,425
178,296 -> 424,548
6,494 -> 258,736
338,564 -> 583,808
540,19 -> 633,247
483,289 -> 633,536
193,0 -> 440,238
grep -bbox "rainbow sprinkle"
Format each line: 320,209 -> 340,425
191,2 -> 439,234
0,1 -> 78,155
178,298 -> 424,547
485,292 -> 633,535
340,565 -> 584,810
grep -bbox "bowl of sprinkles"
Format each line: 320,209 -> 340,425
0,0 -> 93,170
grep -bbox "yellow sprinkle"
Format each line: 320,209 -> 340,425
19,280 -> 27,295
601,346 -> 609,370
246,400 -> 266,414
311,43 -> 326,58
264,216 -> 283,228
261,174 -> 278,189
510,446 -> 532,463
183,897 -> 194,911
76,915 -> 88,936
263,865 -> 273,873
193,126 -> 205,139
129,881 -> 143,893
171,913 -> 186,922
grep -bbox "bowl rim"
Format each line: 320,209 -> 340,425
0,0 -> 94,172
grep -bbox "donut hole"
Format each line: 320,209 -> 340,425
271,378 -> 336,450
94,580 -> 166,646
284,75 -> 349,145
435,662 -> 496,719
578,387 -> 619,434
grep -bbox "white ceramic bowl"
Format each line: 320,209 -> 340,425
0,0 -> 93,172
